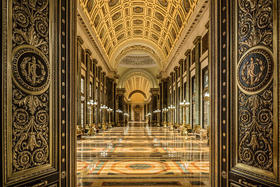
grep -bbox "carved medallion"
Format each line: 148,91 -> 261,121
12,45 -> 50,95
237,49 -> 273,93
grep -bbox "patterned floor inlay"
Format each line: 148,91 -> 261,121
102,181 -> 182,186
77,123 -> 209,186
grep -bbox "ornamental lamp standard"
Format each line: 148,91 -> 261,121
116,109 -> 123,126
179,100 -> 190,126
146,112 -> 152,126
123,112 -> 129,126
162,108 -> 169,128
168,105 -> 175,130
107,107 -> 113,128
100,104 -> 108,130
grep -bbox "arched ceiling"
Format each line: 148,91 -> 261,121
79,0 -> 198,66
124,75 -> 151,102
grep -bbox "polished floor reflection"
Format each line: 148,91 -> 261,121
77,123 -> 209,186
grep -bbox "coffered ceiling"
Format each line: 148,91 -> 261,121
79,0 -> 198,66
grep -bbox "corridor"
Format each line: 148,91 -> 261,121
77,123 -> 209,186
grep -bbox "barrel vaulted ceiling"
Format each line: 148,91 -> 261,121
79,0 -> 198,67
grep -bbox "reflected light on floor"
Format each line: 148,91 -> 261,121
77,123 -> 209,187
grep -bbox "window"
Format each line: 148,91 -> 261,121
89,83 -> 92,98
81,77 -> 85,94
81,102 -> 84,126
202,67 -> 209,128
202,31 -> 209,54
191,76 -> 196,126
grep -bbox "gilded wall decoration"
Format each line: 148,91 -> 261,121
11,0 -> 50,172
238,0 -> 273,57
238,84 -> 273,171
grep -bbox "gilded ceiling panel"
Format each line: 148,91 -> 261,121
79,0 -> 198,60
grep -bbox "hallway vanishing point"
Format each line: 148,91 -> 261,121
77,123 -> 209,187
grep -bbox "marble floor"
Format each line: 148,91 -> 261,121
77,123 -> 209,187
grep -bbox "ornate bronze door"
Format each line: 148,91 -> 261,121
1,0 -> 76,186
211,0 -> 280,186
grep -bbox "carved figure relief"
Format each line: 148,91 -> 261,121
12,46 -> 50,94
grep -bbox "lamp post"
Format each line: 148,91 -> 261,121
124,113 -> 129,127
168,105 -> 175,130
162,108 -> 169,128
116,109 -> 123,126
107,107 -> 113,128
101,104 -> 108,130
146,113 -> 152,127
180,100 -> 190,134
153,109 -> 161,127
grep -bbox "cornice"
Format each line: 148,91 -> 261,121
77,3 -> 113,75
164,0 -> 209,76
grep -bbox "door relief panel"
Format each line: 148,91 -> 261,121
2,0 -> 59,185
231,0 -> 279,185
